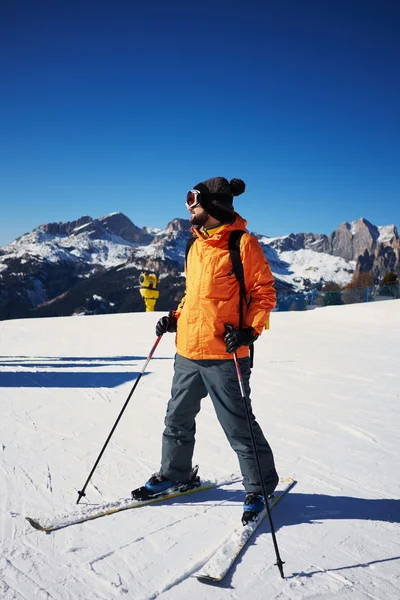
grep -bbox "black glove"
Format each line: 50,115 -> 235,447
224,327 -> 258,354
156,311 -> 178,337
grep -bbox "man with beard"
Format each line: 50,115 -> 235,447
132,177 -> 278,523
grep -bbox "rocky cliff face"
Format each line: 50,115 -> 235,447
41,213 -> 154,244
265,232 -> 325,252
97,213 -> 153,243
314,218 -> 399,280
41,216 -> 93,236
266,218 -> 399,270
356,234 -> 400,279
314,218 -> 379,261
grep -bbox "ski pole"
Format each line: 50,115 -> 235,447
225,324 -> 286,579
76,335 -> 163,504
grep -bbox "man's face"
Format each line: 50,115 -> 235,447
189,205 -> 210,227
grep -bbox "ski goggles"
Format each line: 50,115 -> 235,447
186,190 -> 202,210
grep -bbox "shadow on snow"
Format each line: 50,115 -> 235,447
0,354 -> 172,388
289,554 -> 400,579
0,355 -> 172,367
188,486 -> 400,587
157,486 -> 400,526
0,370 -> 149,388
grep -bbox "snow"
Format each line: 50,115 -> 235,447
71,222 -> 93,234
134,245 -> 164,260
258,234 -> 291,245
2,230 -> 78,265
377,225 -> 396,244
1,300 -> 400,599
280,248 -> 356,287
257,237 -> 356,290
0,227 -> 139,271
27,279 -> 48,306
143,227 -> 163,236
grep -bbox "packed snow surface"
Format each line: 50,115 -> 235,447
278,248 -> 355,287
1,300 -> 399,599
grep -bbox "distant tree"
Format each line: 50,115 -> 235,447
378,272 -> 399,298
344,271 -> 375,290
380,272 -> 398,285
322,281 -> 341,292
342,271 -> 374,304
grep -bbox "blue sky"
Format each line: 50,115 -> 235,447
1,0 -> 399,246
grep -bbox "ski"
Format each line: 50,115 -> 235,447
194,477 -> 295,582
26,474 -> 241,532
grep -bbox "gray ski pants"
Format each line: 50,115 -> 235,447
161,353 -> 278,495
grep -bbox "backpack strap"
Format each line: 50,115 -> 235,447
228,230 -> 247,330
185,237 -> 196,269
228,230 -> 255,368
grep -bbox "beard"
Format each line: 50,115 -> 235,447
190,211 -> 210,227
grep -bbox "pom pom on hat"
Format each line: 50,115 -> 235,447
229,178 -> 246,196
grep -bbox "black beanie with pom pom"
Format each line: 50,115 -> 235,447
193,177 -> 246,224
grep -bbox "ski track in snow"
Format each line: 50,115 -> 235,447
1,303 -> 400,599
329,422 -> 380,445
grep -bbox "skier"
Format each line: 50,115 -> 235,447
132,177 -> 278,522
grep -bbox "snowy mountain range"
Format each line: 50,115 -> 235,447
0,213 -> 398,320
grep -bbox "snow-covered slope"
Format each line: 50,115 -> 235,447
1,300 -> 399,599
280,248 -> 355,287
2,223 -> 142,270
258,242 -> 356,289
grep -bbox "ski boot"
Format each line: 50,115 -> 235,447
131,465 -> 200,501
242,492 -> 266,525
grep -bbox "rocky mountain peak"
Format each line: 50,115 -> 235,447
317,218 -> 379,261
40,216 -> 93,236
165,218 -> 191,233
267,232 -> 324,252
97,212 -> 153,243
40,212 -> 153,244
348,217 -> 379,240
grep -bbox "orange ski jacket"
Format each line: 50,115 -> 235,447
175,214 -> 276,360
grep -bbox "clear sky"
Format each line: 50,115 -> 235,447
1,0 -> 399,246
